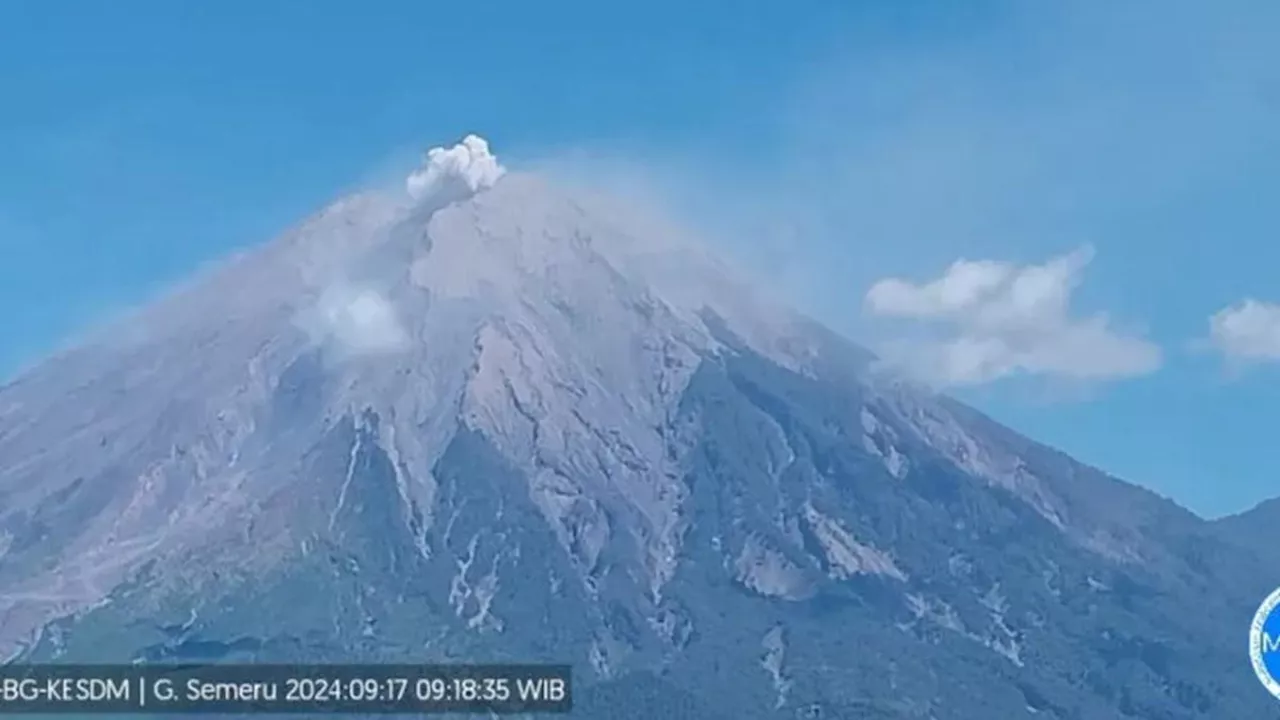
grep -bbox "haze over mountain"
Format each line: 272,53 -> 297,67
0,136 -> 1275,719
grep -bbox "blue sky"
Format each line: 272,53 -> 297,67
3,1 -> 1279,517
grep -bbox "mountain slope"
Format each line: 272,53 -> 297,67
0,138 -> 1274,718
1214,498 -> 1280,567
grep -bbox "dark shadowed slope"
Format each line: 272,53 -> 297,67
1214,498 -> 1280,567
1,148 -> 1277,718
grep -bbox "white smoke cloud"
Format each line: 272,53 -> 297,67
865,247 -> 1161,386
405,134 -> 506,202
1207,299 -> 1280,363
310,286 -> 408,355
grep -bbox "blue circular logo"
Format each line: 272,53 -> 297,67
1250,587 -> 1280,699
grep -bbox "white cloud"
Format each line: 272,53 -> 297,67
310,286 -> 408,356
405,134 -> 506,203
865,247 -> 1161,386
1208,299 -> 1280,362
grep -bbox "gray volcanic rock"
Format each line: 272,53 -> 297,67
0,139 -> 1275,718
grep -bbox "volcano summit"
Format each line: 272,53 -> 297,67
0,137 -> 1274,719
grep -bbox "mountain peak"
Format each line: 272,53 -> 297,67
0,155 -> 815,658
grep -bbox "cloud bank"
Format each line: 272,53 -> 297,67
1208,299 -> 1280,363
405,134 -> 506,203
865,247 -> 1161,386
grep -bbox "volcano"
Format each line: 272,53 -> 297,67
0,136 -> 1273,719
